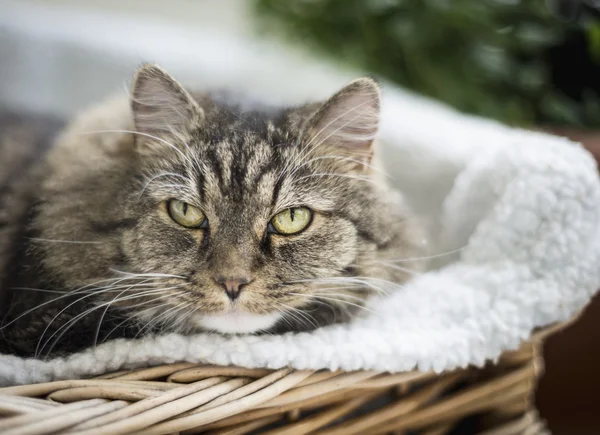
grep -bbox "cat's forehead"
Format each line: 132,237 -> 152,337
198,134 -> 279,192
146,101 -> 333,214
194,109 -> 294,170
177,113 -> 292,209
199,101 -> 300,140
189,105 -> 298,174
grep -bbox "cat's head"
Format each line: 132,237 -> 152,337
40,64 -> 423,335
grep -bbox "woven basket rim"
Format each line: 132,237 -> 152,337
0,319 -> 572,434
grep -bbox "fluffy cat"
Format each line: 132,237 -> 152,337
0,65 -> 425,357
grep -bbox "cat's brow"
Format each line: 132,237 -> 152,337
139,172 -> 191,199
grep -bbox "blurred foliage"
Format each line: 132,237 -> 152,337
254,0 -> 600,127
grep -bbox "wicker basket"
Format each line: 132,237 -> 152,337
0,321 -> 572,435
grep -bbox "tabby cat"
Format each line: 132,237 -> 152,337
0,65 -> 425,357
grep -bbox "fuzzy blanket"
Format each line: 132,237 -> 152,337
1,2 -> 600,386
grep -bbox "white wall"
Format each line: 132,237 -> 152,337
0,0 -> 351,117
23,0 -> 254,36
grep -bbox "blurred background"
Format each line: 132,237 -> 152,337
1,0 -> 599,433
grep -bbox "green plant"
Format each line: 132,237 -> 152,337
255,0 -> 600,127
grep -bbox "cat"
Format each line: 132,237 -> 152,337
0,64 -> 426,357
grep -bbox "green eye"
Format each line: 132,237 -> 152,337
270,207 -> 312,235
168,200 -> 206,228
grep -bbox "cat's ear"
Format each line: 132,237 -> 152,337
302,78 -> 380,165
131,64 -> 203,137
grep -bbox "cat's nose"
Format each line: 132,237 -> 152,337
214,276 -> 250,301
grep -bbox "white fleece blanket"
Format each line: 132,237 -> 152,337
1,3 -> 600,386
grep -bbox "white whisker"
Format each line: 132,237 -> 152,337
134,300 -> 191,338
100,296 -> 175,344
74,130 -> 195,168
35,282 -> 171,356
289,292 -> 377,315
368,262 -> 422,275
382,246 -> 466,263
287,155 -> 389,181
49,291 -> 187,356
139,172 -> 191,199
108,268 -> 187,280
293,173 -> 376,185
39,287 -> 187,356
277,302 -> 319,330
308,291 -> 367,302
283,276 -> 394,296
2,276 -> 151,330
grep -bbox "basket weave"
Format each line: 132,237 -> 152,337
0,322 -> 569,435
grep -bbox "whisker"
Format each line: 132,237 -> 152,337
366,262 -> 422,275
289,292 -> 377,315
276,311 -> 296,331
39,287 -> 187,356
308,285 -> 363,292
2,276 -> 152,330
36,284 -> 176,356
145,182 -> 190,193
288,155 -> 389,181
133,300 -> 191,339
30,279 -> 172,346
307,291 -> 367,302
170,304 -> 198,334
100,298 -> 169,344
108,268 -> 188,280
47,291 -> 188,356
282,277 -> 393,295
73,130 -> 195,168
277,302 -> 320,330
292,173 -> 376,185
92,281 -> 170,346
138,172 -> 191,199
381,246 -> 466,263
277,308 -> 305,329
160,302 -> 193,334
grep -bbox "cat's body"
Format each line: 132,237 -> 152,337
0,66 -> 425,357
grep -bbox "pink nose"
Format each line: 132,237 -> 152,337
215,276 -> 250,301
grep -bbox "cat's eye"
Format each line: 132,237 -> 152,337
270,207 -> 312,235
167,200 -> 207,228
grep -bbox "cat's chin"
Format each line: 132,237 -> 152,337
192,310 -> 281,334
